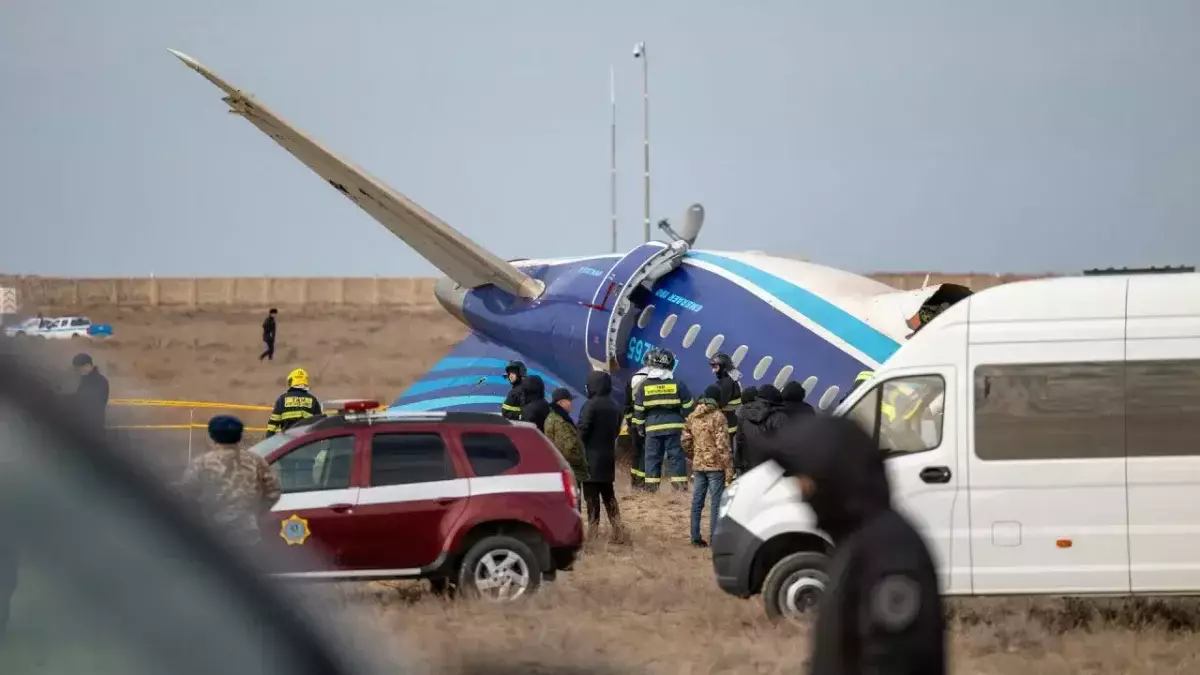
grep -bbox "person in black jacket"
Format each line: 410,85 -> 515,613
765,416 -> 946,675
500,360 -> 527,420
72,353 -> 109,431
780,381 -> 815,418
577,370 -> 625,542
738,384 -> 787,471
709,353 -> 743,440
732,386 -> 757,476
520,374 -> 550,432
259,308 -> 277,361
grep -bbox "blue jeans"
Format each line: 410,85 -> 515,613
644,433 -> 687,489
691,471 -> 725,541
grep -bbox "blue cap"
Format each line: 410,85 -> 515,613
208,415 -> 244,445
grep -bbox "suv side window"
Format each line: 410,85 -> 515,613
370,432 -> 455,486
845,375 -> 946,457
273,435 -> 356,493
461,432 -> 521,477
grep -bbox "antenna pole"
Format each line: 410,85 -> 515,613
610,65 -> 618,253
633,42 -> 652,242
640,44 -> 650,243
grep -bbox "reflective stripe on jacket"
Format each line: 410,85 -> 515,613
631,377 -> 694,436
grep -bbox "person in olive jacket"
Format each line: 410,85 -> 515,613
577,370 -> 625,541
544,388 -> 589,499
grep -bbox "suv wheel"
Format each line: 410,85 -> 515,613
457,535 -> 543,603
762,551 -> 829,624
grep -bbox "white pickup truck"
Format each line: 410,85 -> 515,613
4,316 -> 112,340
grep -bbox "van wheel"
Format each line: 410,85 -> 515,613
762,551 -> 829,624
457,535 -> 543,603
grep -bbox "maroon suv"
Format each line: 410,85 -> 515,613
248,403 -> 583,601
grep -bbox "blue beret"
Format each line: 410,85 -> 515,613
208,415 -> 244,445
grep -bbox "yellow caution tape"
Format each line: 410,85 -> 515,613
109,423 -> 269,432
110,398 -> 272,412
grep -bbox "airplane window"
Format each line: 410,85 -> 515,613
773,365 -> 794,389
819,385 -> 840,410
802,375 -> 819,395
682,324 -> 701,348
636,305 -> 655,329
753,356 -> 773,380
659,313 -> 678,339
731,345 -> 749,367
705,334 -> 725,358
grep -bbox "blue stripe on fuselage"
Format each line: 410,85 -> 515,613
686,252 -> 899,365
392,395 -> 506,411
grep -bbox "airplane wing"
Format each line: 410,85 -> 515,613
391,332 -> 578,413
167,50 -> 544,300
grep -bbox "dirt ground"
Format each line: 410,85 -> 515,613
9,306 -> 1200,674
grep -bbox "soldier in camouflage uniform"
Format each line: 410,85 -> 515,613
178,415 -> 282,549
681,384 -> 734,547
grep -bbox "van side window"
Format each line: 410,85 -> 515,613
845,375 -> 945,456
974,362 -> 1124,461
1126,360 -> 1200,457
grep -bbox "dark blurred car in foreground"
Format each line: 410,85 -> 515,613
0,343 -> 382,675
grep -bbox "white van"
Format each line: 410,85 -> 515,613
711,272 -> 1200,622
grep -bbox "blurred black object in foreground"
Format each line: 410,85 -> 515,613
0,342 -> 372,675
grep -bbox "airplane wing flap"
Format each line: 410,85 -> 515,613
170,50 -> 543,300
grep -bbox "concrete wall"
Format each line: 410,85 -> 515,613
0,276 -> 442,309
0,272 -> 1050,310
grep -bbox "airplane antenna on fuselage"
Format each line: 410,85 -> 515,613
610,65 -> 618,253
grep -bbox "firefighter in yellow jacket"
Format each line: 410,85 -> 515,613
631,348 -> 694,492
266,368 -> 322,437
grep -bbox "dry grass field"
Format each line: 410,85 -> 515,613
8,306 -> 1200,674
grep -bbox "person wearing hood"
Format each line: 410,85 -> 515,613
738,384 -> 787,471
500,360 -> 528,420
780,381 -> 815,418
544,388 -> 590,503
709,353 -> 743,441
71,353 -> 109,432
682,384 -> 733,547
577,371 -> 625,540
630,348 -> 694,492
519,374 -> 550,432
765,416 -> 945,675
732,386 -> 758,476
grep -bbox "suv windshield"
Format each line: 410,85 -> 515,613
246,427 -> 305,458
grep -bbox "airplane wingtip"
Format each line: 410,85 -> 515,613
166,48 -> 195,65
166,49 -> 239,96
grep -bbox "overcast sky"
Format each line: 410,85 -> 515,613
2,0 -> 1198,277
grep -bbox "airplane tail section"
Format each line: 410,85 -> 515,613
167,50 -> 544,300
391,332 -> 579,412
